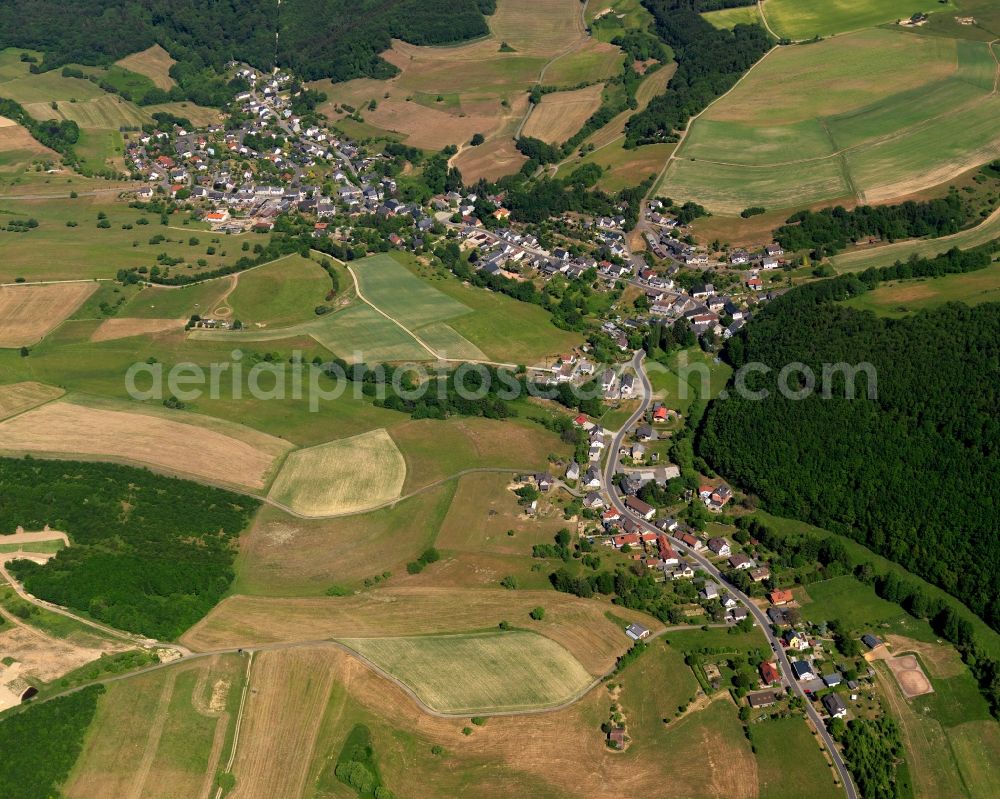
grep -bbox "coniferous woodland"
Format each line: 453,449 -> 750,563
1,458 -> 258,639
698,246 -> 1000,631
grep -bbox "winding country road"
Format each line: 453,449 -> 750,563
601,351 -> 858,799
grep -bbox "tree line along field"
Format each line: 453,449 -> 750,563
663,28 -> 1000,214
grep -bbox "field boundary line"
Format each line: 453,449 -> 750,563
649,44 -> 778,200
126,668 -> 178,799
213,651 -> 253,799
0,278 -> 109,288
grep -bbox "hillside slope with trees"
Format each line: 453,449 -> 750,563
0,0 -> 494,103
697,258 -> 1000,630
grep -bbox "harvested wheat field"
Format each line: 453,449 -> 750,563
228,648 -> 337,799
0,115 -> 56,159
0,400 -> 291,490
887,654 -> 934,698
114,44 -> 176,90
0,381 -> 63,420
522,85 -> 605,144
268,428 -> 406,516
181,587 -> 660,675
453,135 -> 528,181
90,317 -> 184,342
0,282 -> 97,347
339,631 -> 593,713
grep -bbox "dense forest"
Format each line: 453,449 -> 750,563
0,685 -> 103,799
0,0 -> 494,103
1,458 -> 258,639
697,250 -> 1000,631
774,186 -> 992,256
624,0 -> 771,146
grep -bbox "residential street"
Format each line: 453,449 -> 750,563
601,351 -> 858,799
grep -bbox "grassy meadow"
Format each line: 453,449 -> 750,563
842,261 -> 1000,316
751,717 -> 842,799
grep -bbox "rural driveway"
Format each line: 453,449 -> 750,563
601,351 -> 858,799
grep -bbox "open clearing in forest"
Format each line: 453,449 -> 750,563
268,428 -> 407,516
842,263 -> 1000,316
522,84 -> 605,144
0,282 -> 97,347
181,587 -> 661,676
665,29 -> 1000,213
114,45 -> 177,90
0,399 -> 291,491
0,381 -> 63,419
64,655 -> 241,799
702,4 -> 762,28
338,631 -> 593,713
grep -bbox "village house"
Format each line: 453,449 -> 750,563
791,660 -> 815,681
747,690 -> 779,709
769,589 -> 794,606
701,581 -> 720,600
759,661 -> 781,686
728,606 -> 749,623
822,693 -> 848,719
749,566 -> 771,583
728,553 -> 754,570
707,537 -> 731,557
624,495 -> 656,521
535,472 -> 554,492
565,462 -> 580,482
784,630 -> 810,652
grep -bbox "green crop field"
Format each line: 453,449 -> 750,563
351,253 -> 471,330
308,302 -> 431,361
752,717 -> 842,799
336,631 -> 594,713
666,29 -> 1000,213
227,255 -> 331,328
762,0 -> 956,41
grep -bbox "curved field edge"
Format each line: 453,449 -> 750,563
335,631 -> 595,714
267,428 -> 407,516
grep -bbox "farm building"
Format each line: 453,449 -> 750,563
625,623 -> 651,641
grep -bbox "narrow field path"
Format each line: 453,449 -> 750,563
213,651 -> 254,799
126,669 -> 179,799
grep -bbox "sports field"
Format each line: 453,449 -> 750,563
338,631 -> 593,713
665,29 -> 1000,213
762,0 -> 955,41
268,428 -> 407,516
0,380 -> 63,419
0,282 -> 97,347
0,399 -> 291,490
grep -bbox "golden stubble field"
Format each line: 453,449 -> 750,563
181,586 -> 662,676
0,400 -> 292,491
0,282 -> 98,347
